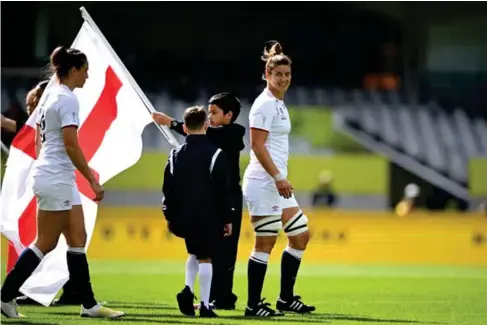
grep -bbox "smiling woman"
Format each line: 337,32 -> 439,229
261,41 -> 292,99
239,41 -> 317,317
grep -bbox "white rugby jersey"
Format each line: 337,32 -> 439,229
33,84 -> 80,184
245,88 -> 291,180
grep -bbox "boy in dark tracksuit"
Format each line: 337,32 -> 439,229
162,106 -> 234,318
153,93 -> 245,310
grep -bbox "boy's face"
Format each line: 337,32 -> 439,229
208,104 -> 232,127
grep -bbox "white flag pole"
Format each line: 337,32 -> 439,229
79,6 -> 181,147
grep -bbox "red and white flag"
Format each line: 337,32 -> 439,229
1,10 -> 178,306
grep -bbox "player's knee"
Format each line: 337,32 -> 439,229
283,210 -> 309,247
66,205 -> 87,246
254,236 -> 277,253
64,229 -> 87,247
252,216 -> 281,253
288,230 -> 310,250
252,215 -> 282,237
34,236 -> 59,255
75,230 -> 87,246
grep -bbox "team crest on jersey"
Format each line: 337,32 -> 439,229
276,104 -> 287,120
272,205 -> 280,212
63,200 -> 71,207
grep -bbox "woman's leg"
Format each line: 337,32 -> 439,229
247,216 -> 279,309
62,204 -> 96,309
1,208 -> 68,317
62,197 -> 124,318
242,178 -> 283,317
277,197 -> 315,314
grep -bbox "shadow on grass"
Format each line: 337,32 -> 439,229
2,321 -> 59,325
119,313 -> 443,325
105,302 -> 179,311
312,313 -> 444,324
45,303 -> 444,325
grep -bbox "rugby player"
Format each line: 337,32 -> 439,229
242,41 -> 316,317
0,46 -> 124,319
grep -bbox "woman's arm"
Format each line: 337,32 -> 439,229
1,115 -> 17,132
250,128 -> 280,178
62,127 -> 96,184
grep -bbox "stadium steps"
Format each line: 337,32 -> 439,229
333,99 -> 473,202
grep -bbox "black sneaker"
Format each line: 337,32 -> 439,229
199,303 -> 218,318
176,286 -> 196,316
276,295 -> 315,314
245,298 -> 284,317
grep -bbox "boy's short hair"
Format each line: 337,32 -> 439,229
208,92 -> 241,122
183,106 -> 207,130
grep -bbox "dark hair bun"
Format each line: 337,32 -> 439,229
261,40 -> 283,61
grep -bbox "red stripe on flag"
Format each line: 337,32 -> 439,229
18,198 -> 38,246
75,66 -> 121,199
78,67 -> 121,162
6,197 -> 37,273
7,66 -> 122,272
7,244 -> 17,273
11,125 -> 36,159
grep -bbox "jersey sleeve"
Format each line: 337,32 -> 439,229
60,97 -> 80,128
249,101 -> 274,132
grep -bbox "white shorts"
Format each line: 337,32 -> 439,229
33,178 -> 82,211
242,177 -> 299,216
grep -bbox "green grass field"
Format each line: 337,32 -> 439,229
2,261 -> 486,325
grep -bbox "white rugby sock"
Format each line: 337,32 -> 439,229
29,244 -> 45,260
250,250 -> 270,264
185,254 -> 198,292
285,246 -> 304,260
198,263 -> 212,308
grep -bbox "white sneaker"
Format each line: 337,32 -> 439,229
80,304 -> 125,318
1,300 -> 24,318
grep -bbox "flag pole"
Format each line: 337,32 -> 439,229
79,7 -> 181,147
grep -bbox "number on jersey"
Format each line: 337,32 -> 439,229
39,112 -> 46,143
37,94 -> 49,144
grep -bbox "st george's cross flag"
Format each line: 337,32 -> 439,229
0,9 -> 179,306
